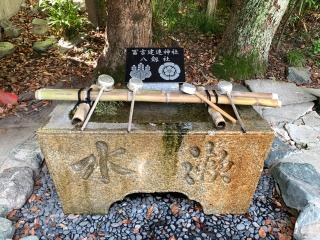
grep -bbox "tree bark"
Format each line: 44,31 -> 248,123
207,0 -> 218,17
220,0 -> 289,62
97,0 -> 152,80
85,0 -> 106,28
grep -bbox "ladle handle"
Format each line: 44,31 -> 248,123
195,92 -> 237,124
227,92 -> 247,133
81,87 -> 105,131
128,91 -> 136,132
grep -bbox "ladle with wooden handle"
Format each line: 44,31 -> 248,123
81,75 -> 114,131
180,83 -> 237,124
217,81 -> 246,133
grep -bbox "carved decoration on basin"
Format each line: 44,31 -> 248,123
70,141 -> 135,183
182,141 -> 234,185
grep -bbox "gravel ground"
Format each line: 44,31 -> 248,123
12,165 -> 294,239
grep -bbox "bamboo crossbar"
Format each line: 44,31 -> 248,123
35,88 -> 282,108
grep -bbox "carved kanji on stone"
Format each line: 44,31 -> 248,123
182,141 -> 234,185
71,141 -> 135,183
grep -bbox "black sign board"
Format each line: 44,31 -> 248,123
125,48 -> 185,83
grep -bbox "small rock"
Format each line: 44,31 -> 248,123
236,223 -> 245,231
33,37 -> 56,52
31,18 -> 48,35
20,236 -> 40,240
0,167 -> 34,215
0,42 -> 15,58
288,67 -> 312,85
258,227 -> 267,238
19,91 -> 35,102
0,217 -> 15,239
57,38 -> 74,53
57,34 -> 86,53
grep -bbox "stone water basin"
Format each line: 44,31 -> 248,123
37,102 -> 274,215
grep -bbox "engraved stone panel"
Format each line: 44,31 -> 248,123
38,103 -> 273,215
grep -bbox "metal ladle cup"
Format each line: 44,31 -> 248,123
81,75 -> 115,131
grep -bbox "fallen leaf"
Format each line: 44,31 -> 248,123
30,227 -> 35,236
259,228 -> 267,238
264,219 -> 272,225
274,200 -> 282,207
58,223 -> 66,228
146,205 -> 154,220
23,224 -> 30,235
170,203 -> 180,216
122,219 -> 131,225
6,209 -> 17,219
278,233 -> 292,240
28,194 -> 37,203
192,216 -> 200,223
30,206 -> 39,213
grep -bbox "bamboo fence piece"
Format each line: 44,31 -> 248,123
35,88 -> 282,108
72,103 -> 90,125
208,107 -> 226,129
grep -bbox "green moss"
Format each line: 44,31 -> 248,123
162,123 -> 189,158
94,102 -> 124,116
212,52 -> 266,80
96,64 -> 126,83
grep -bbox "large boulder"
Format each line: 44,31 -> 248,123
0,135 -> 44,174
285,124 -> 320,148
245,79 -> 316,106
0,217 -> 15,239
0,0 -> 23,20
261,102 -> 314,126
0,167 -> 34,215
295,111 -> 320,128
294,201 -> 320,240
288,67 -> 312,85
264,137 -> 295,168
271,162 -> 320,210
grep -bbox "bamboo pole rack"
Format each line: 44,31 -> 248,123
35,88 -> 281,108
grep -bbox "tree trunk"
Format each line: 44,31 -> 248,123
85,0 -> 106,28
207,0 -> 218,17
213,0 -> 289,80
97,0 -> 152,81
